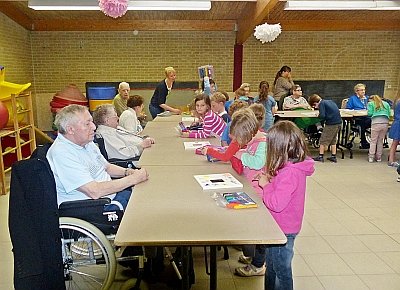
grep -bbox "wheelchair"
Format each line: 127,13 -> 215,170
58,198 -> 147,290
9,144 -> 148,290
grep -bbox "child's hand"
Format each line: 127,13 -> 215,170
181,131 -> 190,138
200,146 -> 208,155
258,173 -> 269,188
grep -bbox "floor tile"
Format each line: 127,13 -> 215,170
357,234 -> 400,252
295,236 -> 334,255
318,275 -> 369,290
359,274 -> 400,290
293,276 -> 324,290
302,254 -> 354,276
339,252 -> 395,274
379,252 -> 400,273
323,235 -> 370,253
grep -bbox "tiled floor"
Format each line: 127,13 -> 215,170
1,148 -> 400,289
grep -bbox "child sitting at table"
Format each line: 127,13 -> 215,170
200,104 -> 251,163
221,100 -> 249,146
234,106 -> 267,194
253,120 -> 314,289
367,95 -> 391,163
248,103 -> 266,132
308,94 -> 342,163
180,93 -> 226,139
210,92 -> 230,123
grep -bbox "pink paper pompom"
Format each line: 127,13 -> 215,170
99,0 -> 128,18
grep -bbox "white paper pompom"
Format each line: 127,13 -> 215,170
254,23 -> 282,43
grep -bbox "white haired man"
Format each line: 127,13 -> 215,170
113,81 -> 130,116
47,104 -> 148,210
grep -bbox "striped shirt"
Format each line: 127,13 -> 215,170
189,110 -> 226,138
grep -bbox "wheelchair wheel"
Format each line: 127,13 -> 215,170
60,217 -> 116,290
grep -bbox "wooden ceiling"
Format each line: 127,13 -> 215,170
1,0 -> 399,44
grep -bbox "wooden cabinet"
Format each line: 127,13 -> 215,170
0,92 -> 36,195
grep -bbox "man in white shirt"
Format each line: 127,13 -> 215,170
47,104 -> 148,209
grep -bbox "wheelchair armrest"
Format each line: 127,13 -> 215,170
108,157 -> 140,169
59,198 -> 111,211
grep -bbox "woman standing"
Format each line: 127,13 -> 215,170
149,66 -> 182,119
273,66 -> 294,110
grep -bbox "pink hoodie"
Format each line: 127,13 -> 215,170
262,157 -> 315,234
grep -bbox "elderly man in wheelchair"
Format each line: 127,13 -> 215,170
9,104 -> 151,290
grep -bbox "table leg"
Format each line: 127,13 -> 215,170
210,246 -> 217,290
181,246 -> 190,290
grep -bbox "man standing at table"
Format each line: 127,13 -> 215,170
113,82 -> 130,116
346,83 -> 371,149
47,104 -> 149,210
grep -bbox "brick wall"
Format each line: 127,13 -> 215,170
0,13 -> 32,84
30,31 -> 236,94
243,31 -> 400,99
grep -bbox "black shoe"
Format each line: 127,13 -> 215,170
313,156 -> 324,162
327,156 -> 337,163
360,143 -> 370,149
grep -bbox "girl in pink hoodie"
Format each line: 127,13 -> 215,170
257,120 -> 315,290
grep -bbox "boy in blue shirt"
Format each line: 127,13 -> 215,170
309,94 -> 342,163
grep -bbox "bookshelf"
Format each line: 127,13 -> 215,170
0,92 -> 36,195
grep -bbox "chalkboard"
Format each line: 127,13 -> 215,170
295,80 -> 385,107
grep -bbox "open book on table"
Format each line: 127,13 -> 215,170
193,173 -> 243,191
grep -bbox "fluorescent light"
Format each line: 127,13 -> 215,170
284,0 -> 400,10
129,1 -> 211,10
28,0 -> 211,11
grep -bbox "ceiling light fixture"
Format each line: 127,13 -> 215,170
28,0 -> 212,11
284,0 -> 400,10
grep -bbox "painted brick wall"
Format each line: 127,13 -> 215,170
30,31 -> 236,94
243,31 -> 400,99
0,13 -> 32,85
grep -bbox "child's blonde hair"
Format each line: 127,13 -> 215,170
248,103 -> 265,129
234,87 -> 246,99
230,108 -> 259,146
266,121 -> 309,180
369,95 -> 384,110
210,92 -> 226,104
228,100 -> 248,116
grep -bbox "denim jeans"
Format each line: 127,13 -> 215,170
103,188 -> 132,211
252,244 -> 267,268
265,234 -> 297,290
149,104 -> 163,119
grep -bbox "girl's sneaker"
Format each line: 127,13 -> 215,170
235,264 -> 266,277
368,157 -> 374,163
397,176 -> 400,182
238,254 -> 252,264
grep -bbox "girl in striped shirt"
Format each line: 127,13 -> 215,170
181,94 -> 226,139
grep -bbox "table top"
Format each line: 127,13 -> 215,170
139,121 -> 220,166
274,109 -> 367,118
114,165 -> 287,247
152,114 -> 197,123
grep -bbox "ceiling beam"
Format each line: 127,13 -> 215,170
0,2 -> 32,30
236,0 -> 280,44
278,20 -> 400,31
31,19 -> 236,31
